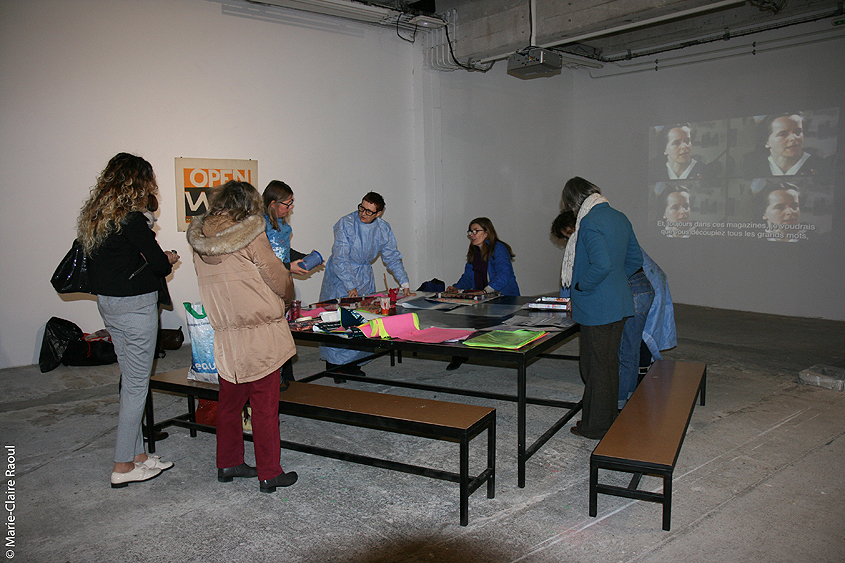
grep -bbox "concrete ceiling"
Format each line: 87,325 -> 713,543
428,0 -> 843,63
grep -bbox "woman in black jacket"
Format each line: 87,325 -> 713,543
78,153 -> 179,487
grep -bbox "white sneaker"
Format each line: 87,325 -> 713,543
110,464 -> 162,488
141,454 -> 174,471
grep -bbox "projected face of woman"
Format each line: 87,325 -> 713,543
766,116 -> 805,171
763,189 -> 800,227
664,127 -> 692,173
663,191 -> 691,224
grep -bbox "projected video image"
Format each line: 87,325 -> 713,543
648,109 -> 838,242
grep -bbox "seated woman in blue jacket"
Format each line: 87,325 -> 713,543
447,217 -> 520,296
445,217 -> 520,370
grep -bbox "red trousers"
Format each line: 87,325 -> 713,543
216,369 -> 283,481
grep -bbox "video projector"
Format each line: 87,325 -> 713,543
507,48 -> 563,79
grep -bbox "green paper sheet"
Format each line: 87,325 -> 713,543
462,329 -> 546,350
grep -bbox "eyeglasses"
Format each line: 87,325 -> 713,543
467,229 -> 487,235
277,199 -> 294,209
357,204 -> 378,217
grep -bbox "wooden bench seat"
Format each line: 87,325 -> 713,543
589,360 -> 707,531
146,368 -> 495,526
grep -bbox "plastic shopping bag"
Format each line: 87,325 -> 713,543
184,302 -> 218,384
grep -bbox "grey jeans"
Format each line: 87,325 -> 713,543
97,292 -> 158,463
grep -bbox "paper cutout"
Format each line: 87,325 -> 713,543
298,307 -> 328,319
359,313 -> 420,339
462,329 -> 546,349
398,327 -> 477,343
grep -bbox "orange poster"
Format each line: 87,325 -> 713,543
175,157 -> 258,231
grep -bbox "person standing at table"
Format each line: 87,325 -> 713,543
263,180 -> 322,383
188,180 -> 298,492
616,252 -> 655,409
319,192 -> 411,376
560,177 -> 642,439
77,152 -> 178,487
263,180 -> 314,274
444,217 -> 519,371
551,210 -> 577,298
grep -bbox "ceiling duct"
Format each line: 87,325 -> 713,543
252,0 -> 398,24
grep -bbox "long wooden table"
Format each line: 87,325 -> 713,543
292,295 -> 581,487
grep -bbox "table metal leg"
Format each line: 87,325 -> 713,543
517,360 -> 527,488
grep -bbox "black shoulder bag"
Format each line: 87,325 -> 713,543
51,240 -> 92,294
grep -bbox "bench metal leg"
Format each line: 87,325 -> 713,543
662,474 -> 672,531
187,395 -> 198,437
589,462 -> 598,517
460,438 -> 469,526
487,415 -> 496,500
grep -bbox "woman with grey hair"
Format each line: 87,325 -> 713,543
560,177 -> 643,439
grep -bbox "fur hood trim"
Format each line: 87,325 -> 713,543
187,214 -> 266,257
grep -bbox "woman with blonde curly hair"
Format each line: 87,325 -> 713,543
78,153 -> 179,487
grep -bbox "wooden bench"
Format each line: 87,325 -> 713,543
589,360 -> 707,531
145,368 -> 495,526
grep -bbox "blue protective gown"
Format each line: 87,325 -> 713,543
319,211 -> 409,365
640,251 -> 677,360
264,214 -> 292,262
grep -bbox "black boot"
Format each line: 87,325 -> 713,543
259,471 -> 298,493
446,356 -> 467,371
326,362 -> 347,384
218,463 -> 258,482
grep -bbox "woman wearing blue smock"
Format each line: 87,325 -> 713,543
319,192 -> 410,375
263,180 -> 322,384
640,252 -> 677,362
263,180 -> 310,274
617,250 -> 677,407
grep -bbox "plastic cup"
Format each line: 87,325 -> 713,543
300,250 -> 323,271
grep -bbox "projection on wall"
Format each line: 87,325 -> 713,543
647,108 -> 838,243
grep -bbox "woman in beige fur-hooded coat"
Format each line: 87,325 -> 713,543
187,180 -> 298,487
187,183 -> 295,382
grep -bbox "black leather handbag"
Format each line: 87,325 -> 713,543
51,239 -> 92,294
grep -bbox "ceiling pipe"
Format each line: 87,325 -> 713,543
479,0 -> 746,64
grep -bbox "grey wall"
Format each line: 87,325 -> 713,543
568,31 -> 845,320
1,0 -> 843,369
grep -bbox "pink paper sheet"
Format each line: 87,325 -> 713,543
359,313 -> 419,338
399,327 -> 476,343
357,313 -> 475,343
298,307 -> 328,319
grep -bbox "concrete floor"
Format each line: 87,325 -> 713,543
2,304 -> 844,562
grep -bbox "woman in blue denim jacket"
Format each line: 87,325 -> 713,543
447,217 -> 520,297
